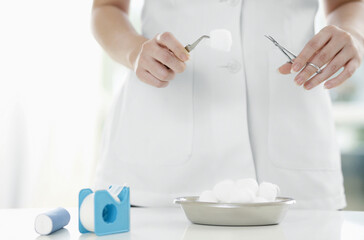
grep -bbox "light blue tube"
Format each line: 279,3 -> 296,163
35,207 -> 70,235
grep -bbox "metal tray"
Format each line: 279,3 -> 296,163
174,196 -> 295,226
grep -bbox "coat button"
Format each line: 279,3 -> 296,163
219,0 -> 240,7
221,60 -> 242,73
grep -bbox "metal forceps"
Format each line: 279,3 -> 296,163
265,35 -> 296,63
264,35 -> 322,74
185,35 -> 210,52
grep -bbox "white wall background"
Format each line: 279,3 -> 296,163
0,1 -> 103,208
0,0 -> 145,209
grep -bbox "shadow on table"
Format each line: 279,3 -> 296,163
182,210 -> 344,240
35,228 -> 70,240
78,232 -> 131,240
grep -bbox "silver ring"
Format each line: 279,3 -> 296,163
307,62 -> 322,74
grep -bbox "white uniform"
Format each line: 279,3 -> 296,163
95,0 -> 346,209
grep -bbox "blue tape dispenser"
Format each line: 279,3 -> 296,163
78,185 -> 130,236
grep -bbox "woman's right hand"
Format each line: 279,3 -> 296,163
132,32 -> 189,88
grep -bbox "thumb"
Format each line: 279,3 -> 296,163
278,62 -> 293,74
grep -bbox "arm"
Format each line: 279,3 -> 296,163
325,0 -> 364,46
278,0 -> 364,90
92,0 -> 189,88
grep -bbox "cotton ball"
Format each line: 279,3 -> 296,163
209,29 -> 232,52
230,188 -> 255,203
199,190 -> 218,203
257,182 -> 280,202
254,196 -> 269,203
213,179 -> 235,203
235,178 -> 259,195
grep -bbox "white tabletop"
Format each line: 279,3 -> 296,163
1,207 -> 364,240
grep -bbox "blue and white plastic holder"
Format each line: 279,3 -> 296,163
78,186 -> 130,236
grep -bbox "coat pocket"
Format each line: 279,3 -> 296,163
113,65 -> 194,167
267,50 -> 341,171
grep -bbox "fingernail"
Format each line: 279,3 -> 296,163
180,52 -> 189,61
295,76 -> 303,85
181,54 -> 188,61
184,48 -> 190,56
292,63 -> 301,72
276,68 -> 281,74
305,83 -> 312,90
290,67 -> 295,74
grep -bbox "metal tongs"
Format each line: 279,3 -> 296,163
264,35 -> 297,63
185,35 -> 210,52
265,35 -> 322,73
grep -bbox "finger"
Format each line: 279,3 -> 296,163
137,70 -> 169,88
153,46 -> 186,73
292,28 -> 332,72
295,40 -> 345,86
144,57 -> 175,82
303,47 -> 349,90
324,59 -> 359,89
156,32 -> 189,62
278,62 -> 292,74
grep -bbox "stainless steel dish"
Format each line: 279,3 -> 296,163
174,196 -> 295,226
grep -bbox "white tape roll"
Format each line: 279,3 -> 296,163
80,194 -> 95,232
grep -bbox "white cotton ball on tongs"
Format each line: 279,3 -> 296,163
184,29 -> 232,53
208,29 -> 232,52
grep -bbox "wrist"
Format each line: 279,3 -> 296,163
340,26 -> 364,58
352,31 -> 364,59
127,35 -> 148,70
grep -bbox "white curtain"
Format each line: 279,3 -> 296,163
0,0 -> 145,209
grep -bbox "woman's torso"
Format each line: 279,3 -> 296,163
95,0 -> 346,209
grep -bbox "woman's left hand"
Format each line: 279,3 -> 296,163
278,25 -> 363,90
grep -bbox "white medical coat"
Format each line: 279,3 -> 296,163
95,0 -> 346,209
